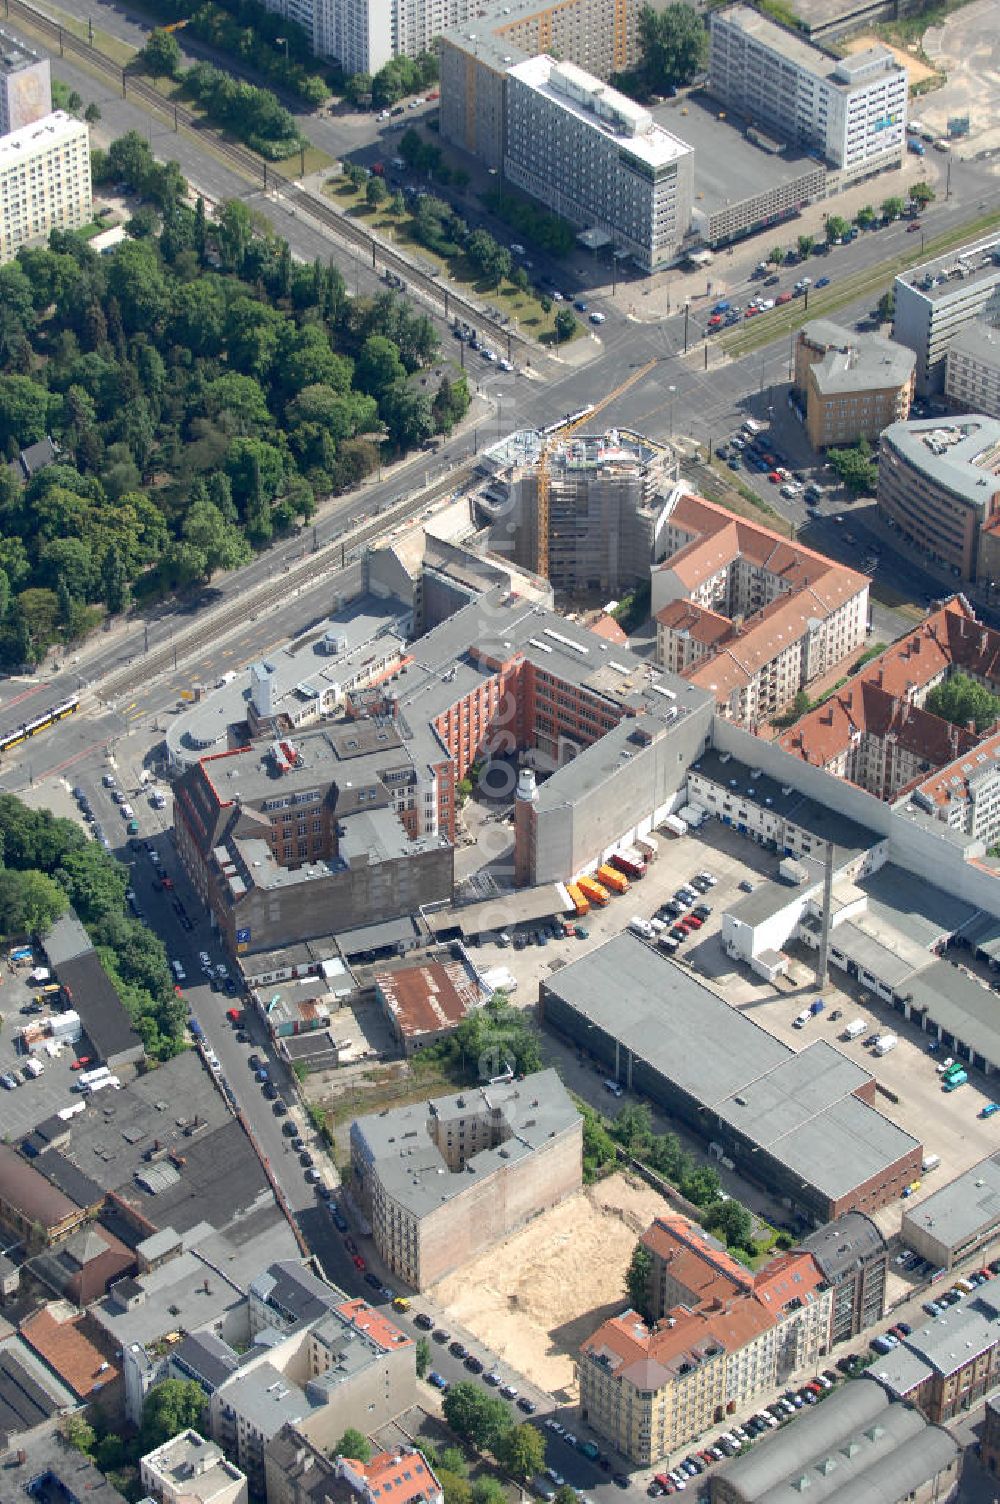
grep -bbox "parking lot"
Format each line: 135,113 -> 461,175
0,953 -> 101,1139
467,815 -> 1000,1252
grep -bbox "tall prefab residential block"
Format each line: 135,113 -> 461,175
0,33 -> 51,133
503,57 -> 694,271
0,112 -> 91,264
708,6 -> 906,178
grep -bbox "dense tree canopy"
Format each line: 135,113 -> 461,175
141,1380 -> 206,1451
927,672 -> 1000,734
0,138 -> 462,667
637,3 -> 707,91
0,794 -> 184,1057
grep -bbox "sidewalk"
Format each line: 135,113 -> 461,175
612,153 -> 945,325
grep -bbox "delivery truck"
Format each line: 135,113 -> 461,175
873,1034 -> 898,1056
597,863 -> 629,895
610,848 -> 647,880
842,1019 -> 866,1040
566,883 -> 590,916
577,875 -> 610,907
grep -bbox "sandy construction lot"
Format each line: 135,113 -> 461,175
843,33 -> 938,87
430,1174 -> 671,1400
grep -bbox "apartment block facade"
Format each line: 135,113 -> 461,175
503,57 -> 694,271
0,35 -> 51,134
894,234 -> 1000,395
580,1217 -> 831,1465
652,493 -> 869,726
350,1072 -> 582,1290
0,112 -> 91,265
708,6 -> 906,175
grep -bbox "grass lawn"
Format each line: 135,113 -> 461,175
325,176 -> 570,341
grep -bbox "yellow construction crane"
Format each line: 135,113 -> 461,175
536,356 -> 659,579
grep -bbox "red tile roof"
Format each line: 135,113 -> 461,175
590,614 -> 629,645
655,600 -> 735,647
779,678 -> 979,773
21,1307 -> 119,1399
641,1216 -> 753,1303
350,1451 -> 441,1504
336,1298 -> 413,1352
908,725 -> 1000,810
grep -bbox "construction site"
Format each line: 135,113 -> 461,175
474,360 -> 669,597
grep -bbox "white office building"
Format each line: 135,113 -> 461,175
0,112 -> 91,265
503,56 -> 693,271
708,6 -> 906,176
895,234 -> 1000,395
946,324 -> 1000,419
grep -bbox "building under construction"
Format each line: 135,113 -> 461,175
477,427 -> 678,595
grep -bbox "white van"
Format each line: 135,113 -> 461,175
793,1010 -> 811,1028
171,959 -> 187,983
628,917 -> 654,939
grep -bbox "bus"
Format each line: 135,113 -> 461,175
83,1074 -> 121,1096
0,694 -> 80,757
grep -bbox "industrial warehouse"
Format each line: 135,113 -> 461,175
540,932 -> 923,1225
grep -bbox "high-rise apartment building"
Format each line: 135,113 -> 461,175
0,32 -> 51,134
894,234 -> 1000,395
503,57 -> 693,271
0,112 -> 91,265
708,6 -> 906,175
310,0 -> 472,76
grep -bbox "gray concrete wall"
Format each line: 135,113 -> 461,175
710,718 -> 1000,917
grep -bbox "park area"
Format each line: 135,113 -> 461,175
430,1173 -> 670,1401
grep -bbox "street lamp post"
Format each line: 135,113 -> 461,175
275,35 -> 289,58
683,301 -> 690,355
668,384 -> 676,437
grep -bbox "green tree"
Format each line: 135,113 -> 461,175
927,672 -> 1000,733
555,1488 -> 579,1504
140,28 -> 182,77
0,866 -> 67,936
415,1335 -> 432,1378
854,204 -> 876,229
495,1424 -> 546,1481
344,162 -> 369,189
141,1379 -> 206,1450
356,334 -> 406,396
880,196 -> 905,221
440,1448 -> 467,1477
826,438 -> 878,495
58,844 -> 128,925
334,1428 -> 372,1462
610,1102 -> 653,1152
625,1241 -> 653,1319
217,200 -> 254,274
472,1479 -> 506,1504
703,1197 -> 754,1250
638,2 -> 707,90
910,180 -> 935,207
442,1382 -> 513,1453
380,381 -> 433,450
0,373 -> 52,448
876,288 -> 895,322
366,175 -> 389,209
554,308 -> 577,343
797,234 -> 814,258
825,215 -> 850,244
183,499 -> 253,578
84,102 -> 101,124
769,245 -> 785,264
62,1414 -> 96,1455
438,1473 -> 472,1504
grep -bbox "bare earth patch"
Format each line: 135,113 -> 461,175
843,33 -> 938,87
429,1173 -> 672,1400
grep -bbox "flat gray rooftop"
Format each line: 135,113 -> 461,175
906,956 -> 1000,1069
882,417 -> 1000,513
690,749 -> 878,862
545,935 -> 919,1200
897,232 -> 1000,301
544,932 -> 791,1101
654,91 -> 824,212
353,1069 -> 579,1219
858,863 -> 976,947
902,1149 -> 1000,1249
